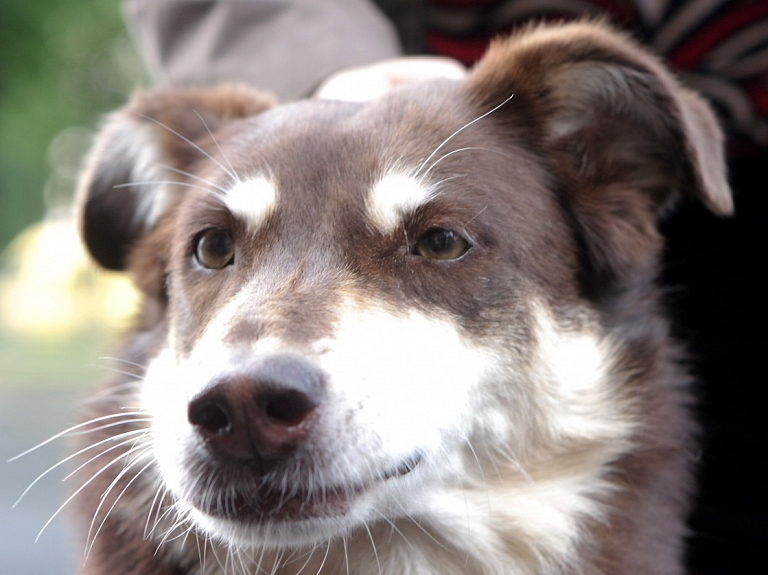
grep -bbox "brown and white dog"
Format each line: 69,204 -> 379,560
70,21 -> 732,575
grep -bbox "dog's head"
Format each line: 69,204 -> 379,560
77,21 -> 730,567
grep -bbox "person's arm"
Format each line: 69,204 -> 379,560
315,56 -> 466,101
122,0 -> 403,100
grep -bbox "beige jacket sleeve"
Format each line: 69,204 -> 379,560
122,0 -> 403,100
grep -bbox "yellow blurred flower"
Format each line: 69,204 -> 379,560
0,216 -> 138,339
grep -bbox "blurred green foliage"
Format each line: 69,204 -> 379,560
0,0 -> 145,251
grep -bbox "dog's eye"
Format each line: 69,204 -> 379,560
414,228 -> 469,260
195,229 -> 235,269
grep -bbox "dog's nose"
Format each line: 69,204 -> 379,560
187,354 -> 323,462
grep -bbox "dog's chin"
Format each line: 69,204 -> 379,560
187,494 -> 373,549
188,488 -> 386,549
179,454 -> 423,548
189,479 -> 359,523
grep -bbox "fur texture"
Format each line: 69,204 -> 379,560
69,21 -> 731,575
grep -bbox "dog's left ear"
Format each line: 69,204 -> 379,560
77,85 -> 275,272
466,21 -> 733,295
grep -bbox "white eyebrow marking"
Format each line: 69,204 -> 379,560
223,177 -> 278,230
367,172 -> 436,233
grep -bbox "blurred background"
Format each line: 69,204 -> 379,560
1,1 -> 143,573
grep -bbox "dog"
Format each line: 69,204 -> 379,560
67,20 -> 732,575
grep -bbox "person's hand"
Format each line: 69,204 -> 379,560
315,56 -> 467,102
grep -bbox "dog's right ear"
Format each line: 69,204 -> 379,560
464,21 -> 732,297
77,85 -> 274,271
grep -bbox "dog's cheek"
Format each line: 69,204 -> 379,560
140,347 -> 199,498
521,305 -> 639,458
315,300 -> 503,459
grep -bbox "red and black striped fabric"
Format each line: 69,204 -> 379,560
424,0 -> 768,154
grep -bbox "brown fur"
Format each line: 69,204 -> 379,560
71,21 -> 731,575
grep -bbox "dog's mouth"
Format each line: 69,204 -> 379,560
187,453 -> 422,523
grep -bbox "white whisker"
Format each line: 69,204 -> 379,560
8,412 -> 146,462
157,163 -> 231,195
146,497 -> 177,540
67,418 -> 151,437
144,482 -> 168,539
88,364 -> 145,382
209,540 -> 227,574
192,109 -> 241,183
195,531 -> 207,575
269,548 -> 285,575
80,382 -> 143,405
462,205 -> 488,232
373,509 -> 416,552
65,433 -> 150,482
342,534 -> 350,575
112,180 -> 219,195
364,523 -> 382,575
235,545 -> 249,575
35,441 -> 151,542
178,524 -> 195,552
154,511 -> 190,554
293,544 -> 318,575
85,452 -> 155,559
414,93 -> 514,178
393,499 -> 450,551
421,146 -> 511,180
12,428 -> 147,508
499,444 -> 534,485
314,539 -> 331,575
96,356 -> 148,372
137,113 -> 239,182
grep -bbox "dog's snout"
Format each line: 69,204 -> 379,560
188,355 -> 323,463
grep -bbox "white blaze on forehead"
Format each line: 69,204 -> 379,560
223,176 -> 278,230
367,172 -> 436,233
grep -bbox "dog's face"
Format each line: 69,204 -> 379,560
77,22 -> 731,568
